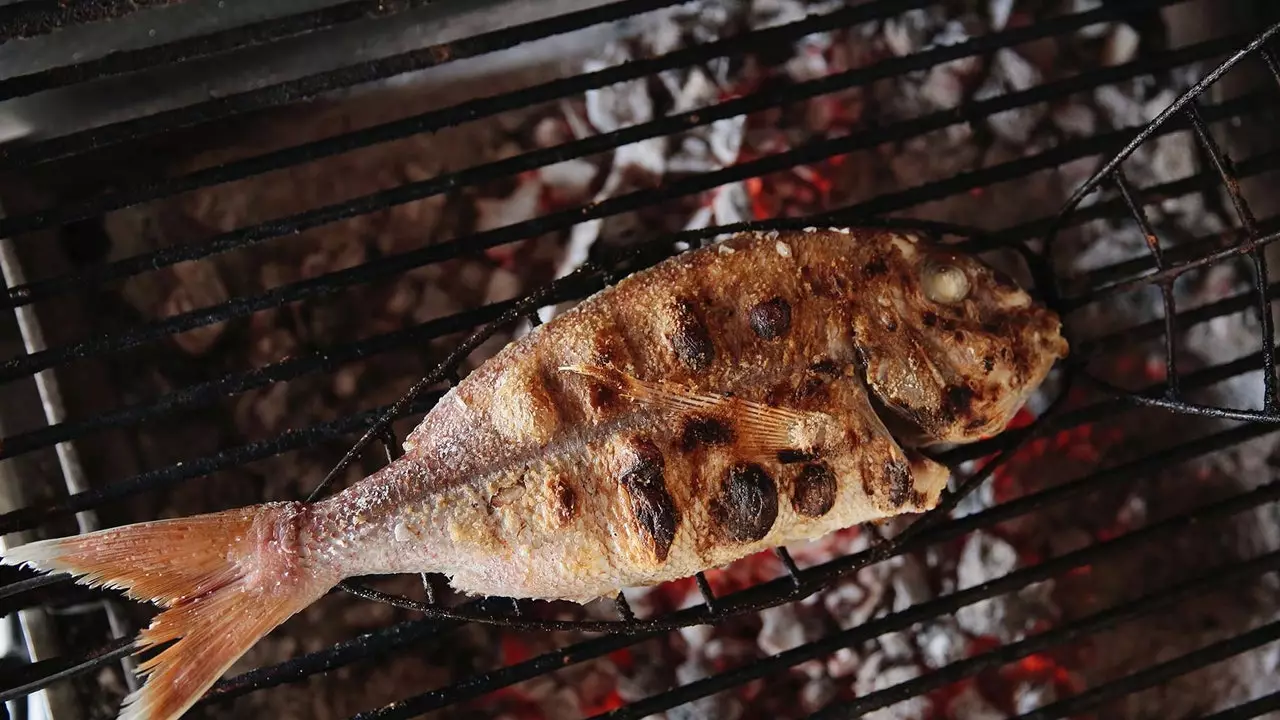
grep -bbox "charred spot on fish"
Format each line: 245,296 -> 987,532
884,459 -> 913,508
591,332 -> 623,365
669,299 -> 715,372
810,359 -> 840,376
553,479 -> 578,527
922,311 -> 938,328
749,297 -> 792,340
885,319 -> 898,332
792,463 -> 837,518
712,463 -> 779,543
942,384 -> 976,421
912,490 -> 928,507
620,439 -> 679,562
861,473 -> 875,499
777,448 -> 819,464
801,266 -> 840,298
953,330 -> 965,342
588,381 -> 620,412
796,376 -> 827,401
864,257 -> 889,277
983,355 -> 996,373
766,383 -> 791,407
680,415 -> 735,451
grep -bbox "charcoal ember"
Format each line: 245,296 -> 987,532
1067,0 -> 1111,38
538,157 -> 600,204
747,0 -> 808,30
988,0 -> 1015,30
1013,680 -> 1057,713
955,531 -> 1055,642
1093,82 -> 1148,130
474,173 -> 544,236
163,260 -> 231,356
702,637 -> 760,668
947,683 -> 1006,720
916,22 -> 983,116
973,49 -> 1044,146
617,645 -> 677,704
800,673 -> 840,714
1051,102 -> 1097,137
826,647 -> 861,679
822,577 -> 883,630
679,622 -> 716,651
891,555 -> 933,611
917,620 -> 967,670
855,653 -> 931,720
758,603 -> 830,679
878,632 -> 916,665
880,8 -> 947,59
1147,129 -> 1198,187
584,57 -> 653,133
671,653 -> 745,720
1102,22 -> 1141,67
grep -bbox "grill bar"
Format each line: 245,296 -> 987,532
0,5 -> 1276,718
357,476 -> 1280,719
0,0 -> 180,42
3,56 -> 1265,389
0,637 -> 134,707
0,147 -> 1259,461
0,0 -> 1194,300
1010,620 -> 1280,720
1201,690 -> 1280,720
1054,16 -> 1280,223
1183,101 -> 1280,410
0,0 -> 928,236
0,0 -> 443,102
0,0 -> 689,167
1,172 -> 1275,539
4,394 -> 1275,708
1113,170 -> 1183,398
1070,219 -> 1280,311
809,549 -> 1280,719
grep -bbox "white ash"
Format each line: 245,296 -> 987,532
973,49 -> 1045,147
856,655 -> 932,720
672,653 -> 746,720
758,604 -> 830,656
1014,681 -> 1058,714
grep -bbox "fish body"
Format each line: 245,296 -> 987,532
1,228 -> 1067,720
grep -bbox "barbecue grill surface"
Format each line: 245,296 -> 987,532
2,1 -> 1280,719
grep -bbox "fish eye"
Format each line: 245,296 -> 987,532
922,261 -> 971,305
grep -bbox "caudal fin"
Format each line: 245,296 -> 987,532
1,501 -> 337,720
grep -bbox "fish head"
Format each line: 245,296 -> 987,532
847,231 -> 1068,446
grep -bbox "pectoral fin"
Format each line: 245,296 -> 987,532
560,364 -> 831,460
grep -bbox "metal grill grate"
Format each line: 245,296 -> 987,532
3,1 -> 1280,719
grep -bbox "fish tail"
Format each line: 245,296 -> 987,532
1,501 -> 337,720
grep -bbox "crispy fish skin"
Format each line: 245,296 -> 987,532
307,227 -> 1066,601
0,227 -> 1066,720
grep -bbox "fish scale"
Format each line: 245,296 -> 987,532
1,226 -> 1067,720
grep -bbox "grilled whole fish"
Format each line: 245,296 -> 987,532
2,227 -> 1067,720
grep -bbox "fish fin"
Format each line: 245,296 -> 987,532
2,502 -> 336,720
560,364 -> 825,458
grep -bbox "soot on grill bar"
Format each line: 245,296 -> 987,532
4,0 -> 1280,719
